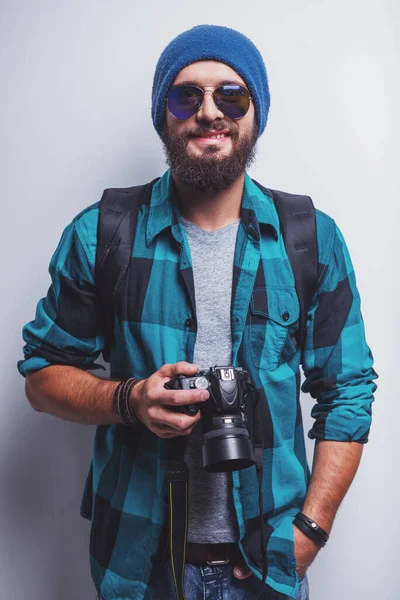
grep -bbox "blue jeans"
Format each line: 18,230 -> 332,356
98,560 -> 309,599
151,558 -> 309,600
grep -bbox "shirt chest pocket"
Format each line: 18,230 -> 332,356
249,287 -> 300,371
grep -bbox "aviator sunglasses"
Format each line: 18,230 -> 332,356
165,84 -> 252,121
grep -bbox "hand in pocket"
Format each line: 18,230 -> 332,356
293,524 -> 320,578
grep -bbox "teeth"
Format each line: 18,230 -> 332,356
194,133 -> 228,140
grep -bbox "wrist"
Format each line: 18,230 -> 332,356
294,523 -> 320,550
293,512 -> 329,548
129,379 -> 147,425
113,378 -> 143,426
301,502 -> 333,534
130,378 -> 145,408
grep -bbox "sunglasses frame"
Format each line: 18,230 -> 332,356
165,84 -> 253,121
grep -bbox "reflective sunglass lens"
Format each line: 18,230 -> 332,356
167,86 -> 202,120
214,85 -> 250,119
167,84 -> 250,120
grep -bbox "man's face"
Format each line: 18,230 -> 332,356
161,60 -> 258,194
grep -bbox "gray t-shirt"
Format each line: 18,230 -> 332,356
181,216 -> 240,543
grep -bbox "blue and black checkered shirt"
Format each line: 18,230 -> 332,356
18,170 -> 377,599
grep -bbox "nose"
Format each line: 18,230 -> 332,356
196,90 -> 224,122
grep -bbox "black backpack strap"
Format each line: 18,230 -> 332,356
253,180 -> 318,348
95,178 -> 159,362
251,181 -> 318,585
95,177 -> 189,599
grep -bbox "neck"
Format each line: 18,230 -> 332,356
172,173 -> 245,232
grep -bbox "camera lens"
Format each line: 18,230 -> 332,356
202,425 -> 255,472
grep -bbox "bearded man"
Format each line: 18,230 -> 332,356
18,25 -> 377,600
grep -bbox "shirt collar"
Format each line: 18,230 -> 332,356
146,169 -> 279,246
146,170 -> 178,246
241,173 -> 279,241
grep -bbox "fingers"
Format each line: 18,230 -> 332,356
158,361 -> 199,378
148,404 -> 201,432
149,416 -> 199,438
161,387 -> 209,406
152,420 -> 199,438
141,362 -> 209,439
233,562 -> 252,579
153,361 -> 210,406
145,381 -> 209,410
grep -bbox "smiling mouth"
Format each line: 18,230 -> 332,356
191,131 -> 231,145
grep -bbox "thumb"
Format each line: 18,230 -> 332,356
233,562 -> 252,580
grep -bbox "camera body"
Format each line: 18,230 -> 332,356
165,366 -> 256,473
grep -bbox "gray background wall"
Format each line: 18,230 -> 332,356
1,1 -> 398,598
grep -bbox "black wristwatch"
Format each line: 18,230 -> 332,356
293,512 -> 329,548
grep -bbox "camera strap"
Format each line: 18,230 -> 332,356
165,437 -> 189,600
253,392 -> 268,584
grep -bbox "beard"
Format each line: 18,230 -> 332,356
161,120 -> 258,194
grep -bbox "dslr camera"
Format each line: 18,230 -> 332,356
164,366 -> 256,473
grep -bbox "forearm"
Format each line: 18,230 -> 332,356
301,440 -> 364,534
25,365 -> 121,425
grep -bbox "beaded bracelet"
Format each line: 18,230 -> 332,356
113,378 -> 143,426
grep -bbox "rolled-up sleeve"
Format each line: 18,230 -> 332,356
301,221 -> 378,443
17,208 -> 105,377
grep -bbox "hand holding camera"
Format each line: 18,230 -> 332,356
165,365 -> 257,473
129,361 -> 209,439
131,362 -> 257,473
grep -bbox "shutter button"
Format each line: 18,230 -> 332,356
185,318 -> 193,327
282,312 -> 290,322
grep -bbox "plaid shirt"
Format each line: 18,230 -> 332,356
18,170 -> 377,599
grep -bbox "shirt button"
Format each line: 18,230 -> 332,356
282,311 -> 290,322
185,318 -> 193,327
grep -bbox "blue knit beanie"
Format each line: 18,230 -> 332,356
152,25 -> 270,138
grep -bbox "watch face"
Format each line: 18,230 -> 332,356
194,376 -> 209,390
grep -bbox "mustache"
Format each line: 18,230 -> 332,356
180,122 -> 238,141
